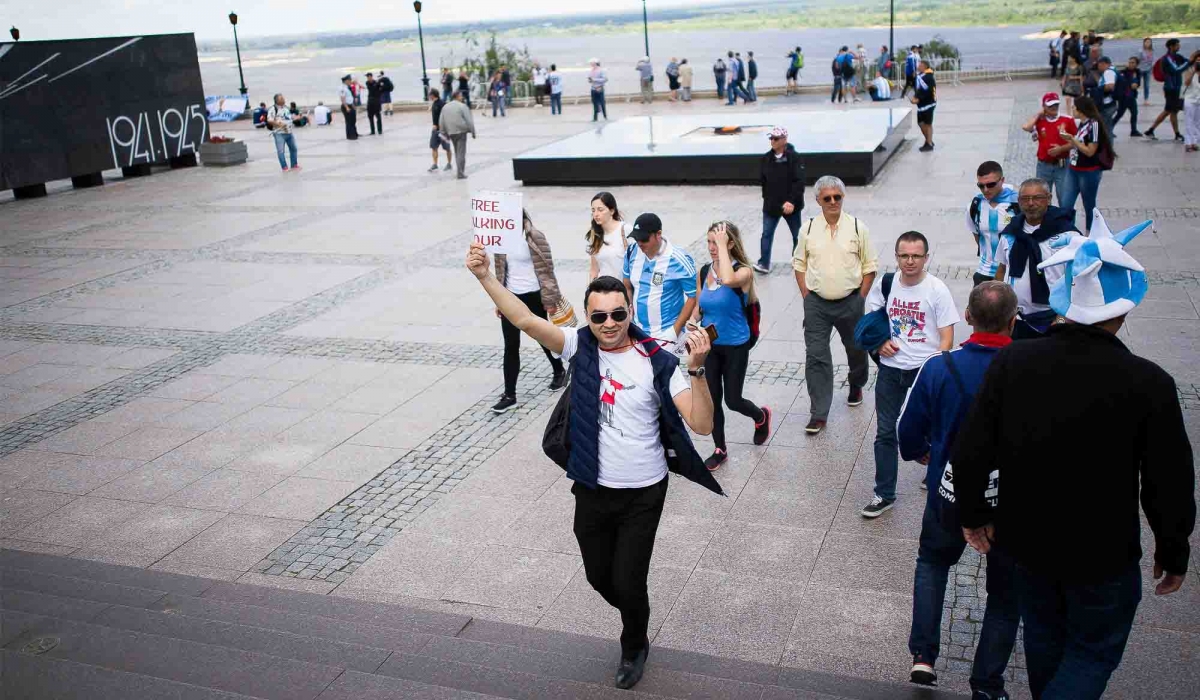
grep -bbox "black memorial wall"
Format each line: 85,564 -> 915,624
0,33 -> 206,193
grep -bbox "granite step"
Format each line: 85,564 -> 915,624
1,650 -> 261,700
0,549 -> 969,699
0,613 -> 345,700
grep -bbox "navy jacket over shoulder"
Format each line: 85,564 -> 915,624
566,325 -> 725,497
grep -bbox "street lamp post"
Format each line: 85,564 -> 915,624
228,12 -> 248,108
9,26 -> 18,41
889,0 -> 895,81
414,1 -> 430,101
641,0 -> 650,59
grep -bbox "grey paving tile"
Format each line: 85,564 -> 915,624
334,532 -> 487,601
93,426 -> 204,461
90,460 -> 219,503
163,468 -> 285,512
30,420 -> 139,455
75,505 -> 225,567
157,513 -> 307,572
236,476 -> 359,520
442,544 -> 582,612
698,522 -> 827,581
14,496 -> 146,547
17,455 -> 144,496
296,443 -> 406,482
654,569 -> 806,664
405,494 -> 533,544
537,565 -> 691,643
0,488 -> 76,537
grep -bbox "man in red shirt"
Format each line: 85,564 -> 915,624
1022,92 -> 1077,206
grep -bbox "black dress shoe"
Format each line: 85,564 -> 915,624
614,645 -> 649,690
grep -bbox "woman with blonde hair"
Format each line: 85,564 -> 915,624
691,221 -> 769,471
586,192 -> 629,280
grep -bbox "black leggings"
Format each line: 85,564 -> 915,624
704,341 -> 764,450
501,290 -> 564,396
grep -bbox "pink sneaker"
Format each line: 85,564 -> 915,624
292,165 -> 302,171
281,167 -> 290,172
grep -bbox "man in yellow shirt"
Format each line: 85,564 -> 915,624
793,176 -> 878,434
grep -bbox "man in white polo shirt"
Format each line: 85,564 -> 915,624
862,231 -> 958,518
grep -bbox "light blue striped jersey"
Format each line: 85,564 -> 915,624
966,185 -> 1020,276
623,238 -> 697,337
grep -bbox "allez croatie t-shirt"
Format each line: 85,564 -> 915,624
864,274 -> 959,370
558,330 -> 690,488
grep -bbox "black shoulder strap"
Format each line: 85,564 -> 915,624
936,350 -> 974,415
969,197 -> 982,228
882,271 -> 894,300
700,262 -> 711,283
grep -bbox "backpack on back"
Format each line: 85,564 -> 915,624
841,56 -> 856,79
1153,56 -> 1166,82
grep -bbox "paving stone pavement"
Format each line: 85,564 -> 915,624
1,78 -> 1197,698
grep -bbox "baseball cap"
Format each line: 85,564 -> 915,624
341,74 -> 352,81
1098,55 -> 1112,64
630,213 -> 662,241
768,126 -> 788,140
1042,92 -> 1060,106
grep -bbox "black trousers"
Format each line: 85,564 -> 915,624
572,477 -> 667,659
1113,96 -> 1139,135
704,341 -> 763,450
500,290 -> 563,396
342,106 -> 358,140
367,102 -> 382,134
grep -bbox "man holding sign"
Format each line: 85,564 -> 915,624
438,91 -> 476,179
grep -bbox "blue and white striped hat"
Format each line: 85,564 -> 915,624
1036,209 -> 1153,325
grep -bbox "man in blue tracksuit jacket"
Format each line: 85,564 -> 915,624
897,281 -> 1021,698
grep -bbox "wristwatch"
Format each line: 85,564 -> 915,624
687,367 -> 706,378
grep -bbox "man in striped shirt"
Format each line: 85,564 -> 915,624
967,161 -> 1020,287
623,213 -> 698,344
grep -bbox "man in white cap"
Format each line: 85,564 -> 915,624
953,211 -> 1195,700
755,126 -> 805,274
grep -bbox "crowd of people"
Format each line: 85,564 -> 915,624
456,92 -> 1194,697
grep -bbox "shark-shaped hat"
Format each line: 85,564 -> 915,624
1036,209 -> 1153,325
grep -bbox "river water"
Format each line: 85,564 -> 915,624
198,25 -> 1168,108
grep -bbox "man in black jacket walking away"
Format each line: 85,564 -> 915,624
754,126 -> 805,273
953,214 -> 1194,700
365,72 -> 384,135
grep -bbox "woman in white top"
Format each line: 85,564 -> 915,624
587,192 -> 630,281
1183,51 -> 1200,152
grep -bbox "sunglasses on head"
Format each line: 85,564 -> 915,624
977,180 -> 1001,190
589,307 -> 630,324
821,194 -> 843,203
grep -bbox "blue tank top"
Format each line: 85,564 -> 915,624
698,273 -> 750,346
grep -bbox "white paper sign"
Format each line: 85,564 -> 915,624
471,190 -> 523,255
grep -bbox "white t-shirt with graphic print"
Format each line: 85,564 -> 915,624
558,330 -> 689,489
864,273 -> 959,371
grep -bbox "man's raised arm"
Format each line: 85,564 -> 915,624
466,243 -> 565,355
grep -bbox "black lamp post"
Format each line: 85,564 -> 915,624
889,0 -> 895,81
414,1 -> 430,101
228,12 -> 248,104
641,0 -> 650,59
9,26 -> 18,41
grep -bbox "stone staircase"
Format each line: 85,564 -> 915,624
0,548 -> 965,699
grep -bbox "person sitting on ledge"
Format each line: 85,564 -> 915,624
289,102 -> 309,128
869,74 -> 892,101
252,102 -> 268,128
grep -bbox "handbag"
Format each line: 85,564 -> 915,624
549,298 -> 578,328
542,359 -> 574,469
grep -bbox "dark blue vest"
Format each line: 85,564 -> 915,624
566,325 -> 725,496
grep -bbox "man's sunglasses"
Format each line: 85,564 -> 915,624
820,194 -> 843,203
977,180 -> 1002,191
589,307 -> 630,324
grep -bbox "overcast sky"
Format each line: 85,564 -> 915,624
3,0 -> 754,41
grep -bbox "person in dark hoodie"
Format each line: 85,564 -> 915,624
466,243 -> 724,692
754,126 -> 805,273
954,213 -> 1194,700
993,178 -> 1084,339
898,281 -> 1021,696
